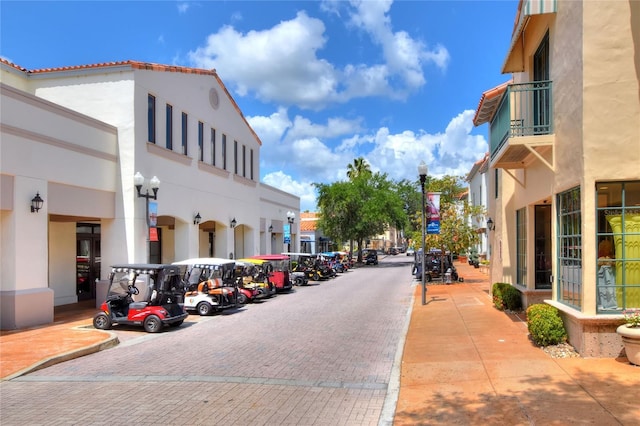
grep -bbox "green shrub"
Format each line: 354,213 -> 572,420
492,283 -> 508,310
502,286 -> 522,311
526,304 -> 567,346
492,283 -> 522,311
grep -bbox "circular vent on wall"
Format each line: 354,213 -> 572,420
209,88 -> 220,110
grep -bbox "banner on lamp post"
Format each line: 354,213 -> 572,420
284,224 -> 291,244
148,201 -> 159,241
426,192 -> 441,235
148,201 -> 158,227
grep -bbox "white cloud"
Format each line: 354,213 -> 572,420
177,2 -> 190,14
262,171 -> 319,212
253,109 -> 487,211
188,1 -> 448,109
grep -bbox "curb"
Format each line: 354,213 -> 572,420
1,329 -> 119,382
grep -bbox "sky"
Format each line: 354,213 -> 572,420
0,0 -> 518,211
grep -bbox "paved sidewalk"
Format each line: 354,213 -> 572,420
1,261 -> 639,425
394,261 -> 639,425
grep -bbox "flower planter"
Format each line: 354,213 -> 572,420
616,324 -> 640,365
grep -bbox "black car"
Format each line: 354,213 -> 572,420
364,250 -> 379,265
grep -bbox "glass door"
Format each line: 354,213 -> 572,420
76,224 -> 101,301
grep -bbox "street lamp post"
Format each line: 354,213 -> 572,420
230,218 -> 237,259
287,211 -> 295,252
418,161 -> 428,305
134,172 -> 160,263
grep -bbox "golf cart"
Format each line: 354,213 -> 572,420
173,258 -> 239,315
93,264 -> 188,333
236,259 -> 277,299
249,254 -> 294,292
413,249 -> 462,283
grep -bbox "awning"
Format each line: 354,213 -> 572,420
502,0 -> 558,73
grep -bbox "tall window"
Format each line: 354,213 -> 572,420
234,140 -> 238,174
242,145 -> 246,177
165,104 -> 173,150
557,187 -> 582,309
222,134 -> 227,170
516,208 -> 527,285
211,128 -> 216,166
147,94 -> 156,143
250,149 -> 254,180
181,112 -> 188,155
198,121 -> 204,161
494,169 -> 499,199
596,181 -> 640,312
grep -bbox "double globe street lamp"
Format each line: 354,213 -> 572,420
134,172 -> 160,263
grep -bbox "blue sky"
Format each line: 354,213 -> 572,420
1,0 -> 517,211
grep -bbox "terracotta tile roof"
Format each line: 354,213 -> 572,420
0,58 -> 261,146
466,152 -> 489,181
300,212 -> 319,232
473,80 -> 511,126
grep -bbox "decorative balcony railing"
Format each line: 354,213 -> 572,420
490,81 -> 553,157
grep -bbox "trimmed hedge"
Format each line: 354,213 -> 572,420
526,304 -> 567,346
492,283 -> 522,311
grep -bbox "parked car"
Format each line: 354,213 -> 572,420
173,258 -> 239,315
406,248 -> 415,257
364,249 -> 379,265
93,264 -> 188,333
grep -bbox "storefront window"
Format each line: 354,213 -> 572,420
557,187 -> 582,309
596,181 -> 640,312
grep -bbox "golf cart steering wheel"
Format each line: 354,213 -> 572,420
128,285 -> 139,295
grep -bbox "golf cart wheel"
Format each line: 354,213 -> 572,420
197,302 -> 213,316
426,274 -> 433,282
295,277 -> 305,286
452,272 -> 459,281
143,315 -> 162,333
93,313 -> 112,330
313,272 -> 320,281
237,293 -> 248,305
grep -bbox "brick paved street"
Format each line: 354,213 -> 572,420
0,256 -> 415,425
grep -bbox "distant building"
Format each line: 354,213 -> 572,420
466,152 -> 490,260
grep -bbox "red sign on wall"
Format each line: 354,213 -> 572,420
149,227 -> 159,242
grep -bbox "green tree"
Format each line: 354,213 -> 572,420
314,168 -> 406,263
346,157 -> 372,180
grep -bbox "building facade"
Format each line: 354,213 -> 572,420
466,152 -> 490,260
473,0 -> 640,357
0,60 -> 299,329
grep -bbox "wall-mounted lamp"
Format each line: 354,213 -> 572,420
269,225 -> 273,233
487,218 -> 495,231
287,211 -> 295,225
194,212 -> 202,225
31,192 -> 44,213
230,218 -> 237,228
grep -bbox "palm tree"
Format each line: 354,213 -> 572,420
346,157 -> 371,180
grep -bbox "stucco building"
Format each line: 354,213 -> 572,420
466,152 -> 490,261
473,0 -> 640,357
1,59 -> 299,329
